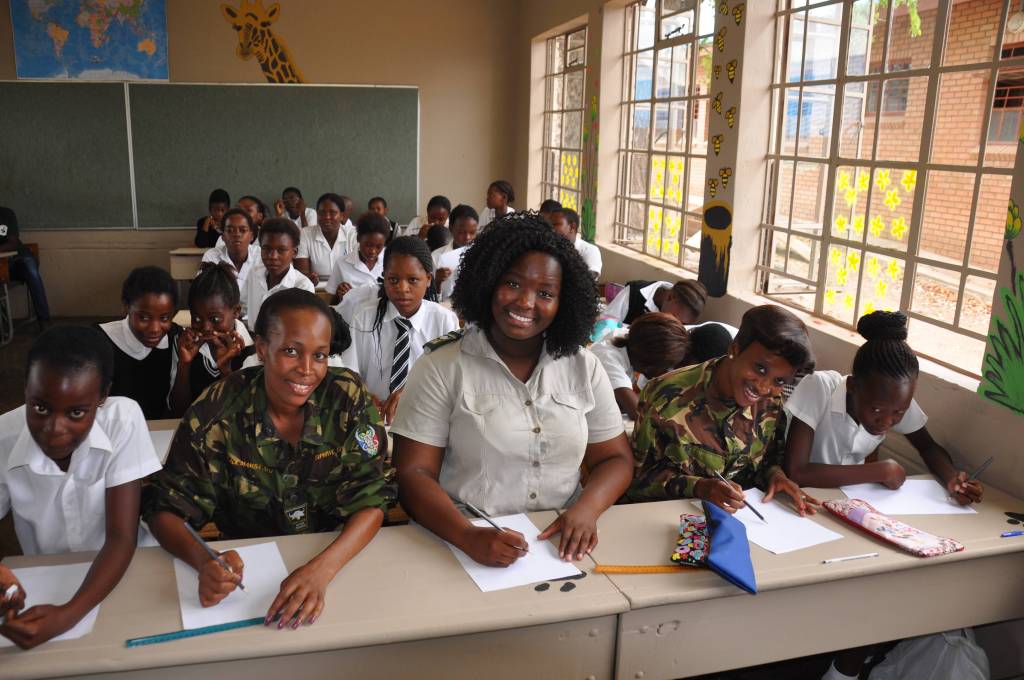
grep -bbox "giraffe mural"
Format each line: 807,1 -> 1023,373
220,1 -> 305,84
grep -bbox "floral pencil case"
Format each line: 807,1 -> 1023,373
823,498 -> 964,558
671,514 -> 710,566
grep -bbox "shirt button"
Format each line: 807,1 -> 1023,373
533,426 -> 541,434
525,399 -> 533,406
532,461 -> 540,468
530,492 -> 537,499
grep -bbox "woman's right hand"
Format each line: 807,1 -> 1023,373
879,459 -> 907,490
198,550 -> 244,607
0,565 -> 25,617
695,477 -> 746,513
176,328 -> 201,365
460,526 -> 528,567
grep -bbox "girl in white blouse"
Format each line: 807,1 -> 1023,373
327,212 -> 388,304
391,213 -> 632,568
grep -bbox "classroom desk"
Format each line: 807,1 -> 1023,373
0,512 -> 627,680
168,248 -> 207,281
592,478 -> 1024,680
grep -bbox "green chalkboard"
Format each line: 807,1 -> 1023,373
0,82 -> 134,228
129,84 -> 418,228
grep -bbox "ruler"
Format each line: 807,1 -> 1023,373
593,564 -> 697,574
125,617 -> 265,648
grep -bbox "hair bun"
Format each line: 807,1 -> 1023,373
857,310 -> 908,342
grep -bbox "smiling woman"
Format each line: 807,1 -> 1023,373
390,214 -> 634,569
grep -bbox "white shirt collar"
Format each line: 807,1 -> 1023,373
99,316 -> 168,360
383,300 -> 428,332
831,374 -> 851,415
7,414 -> 112,473
459,325 -> 555,376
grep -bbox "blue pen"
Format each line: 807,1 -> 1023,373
1001,530 -> 1024,538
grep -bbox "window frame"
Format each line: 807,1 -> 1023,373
541,25 -> 589,212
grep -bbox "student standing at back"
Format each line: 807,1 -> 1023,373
479,180 -> 515,227
199,209 -> 260,321
244,218 -> 314,330
398,196 -> 451,240
194,189 -> 230,248
274,187 -> 317,229
328,212 -> 388,304
432,204 -> 479,301
0,326 -> 161,649
295,193 -> 350,287
97,266 -> 181,419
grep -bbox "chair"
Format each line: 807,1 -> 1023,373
0,243 -> 39,346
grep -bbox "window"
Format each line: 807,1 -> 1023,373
613,0 -> 717,272
542,26 -> 588,212
760,0 -> 1017,377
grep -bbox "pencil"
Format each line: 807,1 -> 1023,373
463,501 -> 529,552
712,470 -> 767,523
183,521 -> 245,591
966,456 -> 994,482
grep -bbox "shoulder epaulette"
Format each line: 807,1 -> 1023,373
424,329 -> 466,353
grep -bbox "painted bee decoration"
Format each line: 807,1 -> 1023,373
726,59 -> 737,83
712,134 -> 723,156
719,167 -> 733,188
716,27 -> 726,52
718,0 -> 729,14
708,178 -> 719,198
714,64 -> 721,80
725,106 -> 736,128
732,3 -> 745,26
712,92 -> 723,114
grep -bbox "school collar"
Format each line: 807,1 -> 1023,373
248,369 -> 325,449
7,410 -> 112,473
383,299 -> 427,331
343,249 -> 383,273
99,316 -> 168,360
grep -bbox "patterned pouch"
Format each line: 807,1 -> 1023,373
824,498 -> 964,558
670,514 -> 710,566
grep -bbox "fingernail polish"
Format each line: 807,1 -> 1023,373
277,619 -> 285,630
310,615 -> 317,625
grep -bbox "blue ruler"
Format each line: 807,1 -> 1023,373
125,617 -> 265,647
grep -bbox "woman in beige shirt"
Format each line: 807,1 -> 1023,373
391,214 -> 633,568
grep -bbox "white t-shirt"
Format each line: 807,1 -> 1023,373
603,281 -> 672,323
347,297 -> 460,401
575,237 -> 603,277
297,225 -> 349,280
0,397 -> 162,555
199,243 -> 262,320
244,264 -> 315,331
327,250 -> 383,293
784,370 -> 928,466
390,326 -> 625,516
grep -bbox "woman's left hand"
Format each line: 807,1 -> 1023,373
537,504 -> 599,561
763,470 -> 819,516
265,561 -> 334,630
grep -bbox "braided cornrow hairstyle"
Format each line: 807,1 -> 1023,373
852,311 -> 919,381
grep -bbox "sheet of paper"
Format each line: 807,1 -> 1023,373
696,489 -> 843,555
0,562 -> 100,647
841,479 -> 977,515
173,541 -> 289,630
437,246 -> 466,299
149,429 -> 174,463
315,279 -> 329,292
442,514 -> 581,592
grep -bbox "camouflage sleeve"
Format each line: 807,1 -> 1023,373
330,377 -> 397,520
626,390 -> 707,502
141,408 -> 219,530
755,408 -> 787,489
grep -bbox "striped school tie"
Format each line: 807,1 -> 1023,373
389,317 -> 413,394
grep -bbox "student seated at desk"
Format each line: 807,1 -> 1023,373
627,305 -> 816,515
784,311 -> 983,504
171,265 -> 253,417
397,195 -> 451,240
194,188 -> 230,248
237,195 -> 268,234
538,198 -> 562,223
0,327 -> 161,649
603,278 -> 708,326
199,209 -> 260,320
349,237 -> 458,424
98,266 -> 182,419
391,215 -> 633,567
327,212 -> 388,304
550,207 -> 601,279
368,196 -> 398,241
479,180 -> 515,227
0,206 -> 50,330
274,186 -> 317,229
432,204 -> 479,301
244,218 -> 314,331
295,193 -> 352,287
143,290 -> 394,630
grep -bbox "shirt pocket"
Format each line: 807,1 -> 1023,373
543,391 -> 594,456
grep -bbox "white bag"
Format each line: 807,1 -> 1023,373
868,628 -> 989,680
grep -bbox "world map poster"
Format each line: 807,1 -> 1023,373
10,0 -> 168,80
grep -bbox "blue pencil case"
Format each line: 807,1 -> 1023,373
702,501 -> 758,594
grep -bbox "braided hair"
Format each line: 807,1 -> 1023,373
852,311 -> 919,381
370,236 -> 436,335
189,263 -> 240,310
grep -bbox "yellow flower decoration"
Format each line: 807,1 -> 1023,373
890,216 -> 908,240
887,259 -> 902,281
852,215 -> 865,235
836,266 -> 849,286
875,169 -> 891,192
829,247 -> 842,267
843,293 -> 855,310
884,188 -> 902,211
824,289 -> 837,306
1006,199 -> 1022,241
837,171 -> 851,192
900,170 -> 917,193
857,172 -> 870,191
866,256 -> 881,279
869,215 -> 885,238
846,251 -> 861,271
844,188 -> 858,207
862,300 -> 876,316
834,215 -> 848,233
874,278 -> 888,299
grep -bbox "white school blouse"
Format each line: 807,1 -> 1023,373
297,225 -> 349,280
431,244 -> 468,300
590,326 -> 636,391
347,298 -> 459,401
602,281 -> 672,323
783,370 -> 928,466
396,215 -> 449,240
390,326 -> 625,516
478,206 -> 514,227
199,243 -> 262,319
334,282 -> 381,324
327,250 -> 384,293
288,207 -> 318,229
244,264 -> 315,331
575,237 -> 603,277
0,397 -> 162,555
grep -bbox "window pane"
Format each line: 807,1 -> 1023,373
887,0 -> 934,72
638,2 -> 656,50
786,11 -> 806,84
563,111 -> 582,150
961,275 -> 996,335
565,70 -> 584,109
985,66 -> 1024,169
550,75 -> 564,111
687,156 -> 706,211
662,0 -> 685,15
649,155 -> 666,202
548,112 -> 562,147
635,51 -> 654,100
867,166 -> 913,252
691,98 -> 710,155
782,87 -> 801,155
630,104 -> 651,150
773,160 -> 796,229
797,86 -> 835,158
920,170 -> 972,264
857,252 -> 904,319
804,4 -> 841,81
567,47 -> 585,68
911,263 -> 960,324
792,161 -> 827,233
561,151 -> 581,190
627,152 -> 649,199
933,70 -> 987,166
671,44 -> 690,98
662,208 -> 683,263
668,101 -> 687,153
839,82 -> 875,160
698,0 -> 716,37
661,10 -> 694,40
874,76 -> 927,163
567,28 -> 586,51
552,36 -> 565,73
944,0 -> 1000,66
652,102 -> 669,152
656,47 -> 673,99
696,38 -> 713,94
665,156 -> 686,208
823,245 -> 862,326
970,173 -> 1013,274
647,205 -> 663,254
831,166 -> 869,242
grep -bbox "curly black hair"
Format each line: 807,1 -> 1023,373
451,211 -> 598,358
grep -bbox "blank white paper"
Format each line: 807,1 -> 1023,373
173,541 -> 289,630
841,479 -> 977,515
149,429 -> 175,464
437,246 -> 467,299
443,514 -> 581,592
0,562 -> 100,647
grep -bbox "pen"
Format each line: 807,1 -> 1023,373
182,521 -> 245,591
1,584 -> 19,625
966,456 -> 994,482
712,470 -> 767,523
463,501 -> 529,552
1001,531 -> 1024,538
822,552 -> 879,564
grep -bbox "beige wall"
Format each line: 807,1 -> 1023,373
0,0 -> 517,315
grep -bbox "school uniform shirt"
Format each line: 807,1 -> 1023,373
390,326 -> 625,517
244,264 -> 316,331
98,317 -> 181,420
395,215 -> 448,240
341,220 -> 358,255
478,206 -> 514,227
141,367 -> 395,539
627,357 -> 785,502
199,243 -> 262,319
591,326 -> 638,392
334,282 -> 381,325
603,281 -> 671,324
298,224 -> 350,280
184,320 -> 255,402
348,298 -> 460,401
784,370 -> 927,466
0,397 -> 162,555
685,320 -> 740,338
431,244 -> 467,300
288,207 -> 318,230
327,250 -> 384,294
575,237 -> 603,277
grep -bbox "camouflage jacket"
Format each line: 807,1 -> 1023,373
627,357 -> 785,502
142,367 -> 395,539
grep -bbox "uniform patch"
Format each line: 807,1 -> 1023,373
285,502 -> 308,532
355,425 -> 379,457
